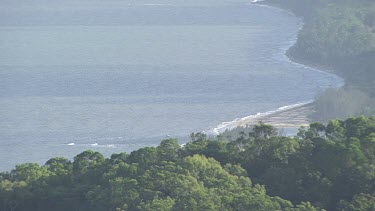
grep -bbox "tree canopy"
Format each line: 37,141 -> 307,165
1,116 -> 374,210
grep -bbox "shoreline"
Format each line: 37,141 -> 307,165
212,1 -> 345,134
237,102 -> 313,128
259,0 -> 345,78
212,101 -> 314,135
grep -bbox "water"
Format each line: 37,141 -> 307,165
0,1 -> 343,171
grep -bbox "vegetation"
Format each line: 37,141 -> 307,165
312,88 -> 374,122
190,116 -> 375,210
1,116 -> 374,211
0,145 -> 315,211
266,0 -> 375,121
1,2 -> 374,210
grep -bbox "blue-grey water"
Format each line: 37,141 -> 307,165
0,1 -> 343,171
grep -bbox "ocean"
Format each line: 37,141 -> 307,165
0,1 -> 343,171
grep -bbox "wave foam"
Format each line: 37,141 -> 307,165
68,143 -> 117,148
127,3 -> 173,6
209,2 -> 345,136
211,101 -> 313,135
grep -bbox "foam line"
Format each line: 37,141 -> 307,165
210,101 -> 313,135
210,2 -> 344,136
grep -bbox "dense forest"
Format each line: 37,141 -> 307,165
266,0 -> 375,121
1,1 -> 374,211
1,116 -> 374,210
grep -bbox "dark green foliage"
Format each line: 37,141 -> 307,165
1,117 -> 374,210
182,116 -> 375,210
0,138 -> 318,211
312,88 -> 375,122
217,116 -> 375,210
338,193 -> 375,211
267,0 -> 375,121
1,1 -> 374,210
292,5 -> 375,62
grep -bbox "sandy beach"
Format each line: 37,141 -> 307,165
226,1 -> 344,131
237,103 -> 313,129
212,102 -> 315,135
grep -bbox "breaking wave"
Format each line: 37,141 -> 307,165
210,101 -> 313,135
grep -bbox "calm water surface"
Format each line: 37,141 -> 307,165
0,2 -> 343,170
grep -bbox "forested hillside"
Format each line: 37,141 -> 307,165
266,0 -> 375,121
1,116 -> 374,210
0,1 -> 374,211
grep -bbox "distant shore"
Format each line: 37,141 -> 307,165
229,1 -> 345,131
